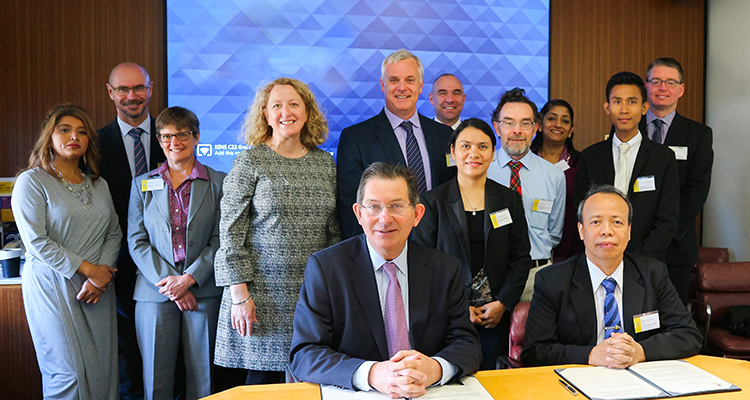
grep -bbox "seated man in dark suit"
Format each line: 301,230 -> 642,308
521,184 -> 701,368
337,49 -> 455,240
291,162 -> 481,398
575,71 -> 679,262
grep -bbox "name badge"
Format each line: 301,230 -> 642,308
554,159 -> 570,172
633,176 -> 656,193
446,153 -> 456,167
141,178 -> 164,192
669,146 -> 688,160
633,310 -> 660,333
532,199 -> 553,214
490,208 -> 513,229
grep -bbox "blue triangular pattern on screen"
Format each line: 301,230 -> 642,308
167,0 -> 549,172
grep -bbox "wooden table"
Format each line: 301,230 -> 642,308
203,355 -> 750,399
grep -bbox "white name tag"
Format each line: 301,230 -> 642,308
490,208 -> 513,229
554,159 -> 570,172
446,153 -> 456,167
532,199 -> 553,214
141,178 -> 164,192
633,310 -> 660,333
633,176 -> 656,193
669,146 -> 688,160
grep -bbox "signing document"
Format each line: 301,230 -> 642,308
556,360 -> 740,400
321,376 -> 492,400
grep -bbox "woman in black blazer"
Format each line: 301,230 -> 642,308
412,118 -> 531,370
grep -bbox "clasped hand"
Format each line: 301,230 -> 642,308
588,332 -> 646,369
368,350 -> 443,399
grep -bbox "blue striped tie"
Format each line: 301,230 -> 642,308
400,121 -> 427,193
128,128 -> 148,177
602,277 -> 622,339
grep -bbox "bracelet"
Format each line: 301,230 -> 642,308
232,294 -> 251,305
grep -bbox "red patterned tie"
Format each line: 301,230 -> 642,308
508,161 -> 523,198
383,262 -> 410,357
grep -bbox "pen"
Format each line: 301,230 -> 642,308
558,379 -> 578,396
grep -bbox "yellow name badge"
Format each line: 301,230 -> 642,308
490,208 -> 512,229
141,178 -> 164,192
633,310 -> 660,333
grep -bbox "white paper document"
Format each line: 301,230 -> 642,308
321,376 -> 493,400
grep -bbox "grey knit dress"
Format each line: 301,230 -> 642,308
214,144 -> 340,371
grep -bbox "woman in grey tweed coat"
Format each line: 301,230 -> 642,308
214,77 -> 340,385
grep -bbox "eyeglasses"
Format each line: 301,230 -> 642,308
359,202 -> 414,216
497,120 -> 536,131
109,84 -> 149,96
647,79 -> 682,88
157,131 -> 193,143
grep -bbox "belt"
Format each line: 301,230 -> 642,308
532,258 -> 551,268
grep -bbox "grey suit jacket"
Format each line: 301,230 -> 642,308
520,253 -> 702,367
127,165 -> 225,302
290,235 -> 481,389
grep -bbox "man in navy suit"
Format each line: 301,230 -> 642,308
336,49 -> 455,239
575,71 -> 679,262
521,185 -> 701,368
291,163 -> 481,398
97,62 -> 165,400
642,58 -> 713,305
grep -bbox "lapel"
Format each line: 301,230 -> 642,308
570,256 -> 598,343
621,255 -> 645,335
628,135 -> 651,194
187,175 -> 209,225
600,135 -> 616,185
373,110 -> 407,165
101,120 -> 133,185
444,179 -> 471,263
346,236 -> 389,359
407,242 -> 432,350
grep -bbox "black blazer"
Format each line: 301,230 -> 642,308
411,178 -> 531,311
97,118 -> 166,295
574,134 -> 679,262
637,114 -> 713,265
290,235 -> 482,389
336,109 -> 455,239
520,253 -> 702,367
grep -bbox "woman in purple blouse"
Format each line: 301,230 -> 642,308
530,99 -> 583,263
127,107 -> 225,400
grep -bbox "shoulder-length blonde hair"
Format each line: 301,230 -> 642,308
241,77 -> 328,148
21,104 -> 101,181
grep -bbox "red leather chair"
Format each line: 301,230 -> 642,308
497,301 -> 530,369
693,262 -> 750,359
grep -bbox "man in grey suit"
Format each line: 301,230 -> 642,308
521,185 -> 701,368
336,49 -> 455,239
291,163 -> 481,398
97,62 -> 165,400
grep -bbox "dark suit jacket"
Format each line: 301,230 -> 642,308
336,110 -> 455,239
411,178 -> 532,311
637,114 -> 713,265
290,235 -> 482,390
520,253 -> 702,367
575,134 -> 679,261
98,118 -> 166,295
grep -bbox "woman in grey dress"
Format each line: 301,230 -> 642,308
214,77 -> 340,385
12,104 -> 121,400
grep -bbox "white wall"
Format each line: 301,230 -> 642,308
704,0 -> 750,261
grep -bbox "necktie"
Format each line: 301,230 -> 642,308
129,128 -> 148,177
602,277 -> 622,339
401,121 -> 427,194
383,262 -> 410,357
508,161 -> 523,198
652,119 -> 665,144
614,143 -> 631,194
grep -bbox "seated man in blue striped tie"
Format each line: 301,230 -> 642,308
521,184 -> 701,368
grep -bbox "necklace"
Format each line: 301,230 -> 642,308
52,166 -> 92,209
